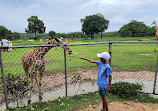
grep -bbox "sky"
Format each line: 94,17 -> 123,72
0,0 -> 158,33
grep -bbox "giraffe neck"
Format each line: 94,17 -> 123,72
155,22 -> 158,29
39,39 -> 58,56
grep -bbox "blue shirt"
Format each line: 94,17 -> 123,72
96,61 -> 112,88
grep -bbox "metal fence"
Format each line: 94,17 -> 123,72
0,41 -> 158,110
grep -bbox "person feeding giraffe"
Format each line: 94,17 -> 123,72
80,52 -> 112,111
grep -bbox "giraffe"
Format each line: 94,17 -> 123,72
22,37 -> 72,105
151,20 -> 158,51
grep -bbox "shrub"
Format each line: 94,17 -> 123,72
5,73 -> 29,107
110,82 -> 142,98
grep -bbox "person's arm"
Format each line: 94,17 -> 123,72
106,75 -> 112,91
80,57 -> 96,63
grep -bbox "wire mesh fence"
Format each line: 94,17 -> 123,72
0,41 -> 158,110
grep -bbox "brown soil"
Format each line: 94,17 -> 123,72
77,101 -> 158,111
40,67 -> 155,92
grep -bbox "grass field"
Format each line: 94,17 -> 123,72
8,91 -> 158,111
12,36 -> 155,46
1,37 -> 157,76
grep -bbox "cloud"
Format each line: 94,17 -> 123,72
79,0 -> 158,32
26,3 -> 40,11
0,0 -> 158,33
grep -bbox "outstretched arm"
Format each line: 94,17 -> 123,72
80,57 -> 96,63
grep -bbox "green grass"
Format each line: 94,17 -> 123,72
13,36 -> 156,46
7,92 -> 158,111
2,37 -> 157,76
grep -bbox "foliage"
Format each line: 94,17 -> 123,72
55,32 -> 87,38
5,32 -> 21,40
0,26 -> 11,39
0,26 -> 21,40
81,13 -> 109,39
119,20 -> 148,37
25,16 -> 46,37
5,73 -> 29,107
94,31 -> 120,37
110,82 -> 142,98
146,26 -> 156,36
48,31 -> 56,38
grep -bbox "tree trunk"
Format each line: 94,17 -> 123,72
101,32 -> 103,39
91,33 -> 94,39
35,32 -> 37,37
132,32 -> 135,37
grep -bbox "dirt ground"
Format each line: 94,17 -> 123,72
77,101 -> 158,111
40,67 -> 156,92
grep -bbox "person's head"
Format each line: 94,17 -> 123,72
97,52 -> 110,63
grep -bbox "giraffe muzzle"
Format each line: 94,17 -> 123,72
68,51 -> 73,54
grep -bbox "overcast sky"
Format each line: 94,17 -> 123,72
0,0 -> 158,33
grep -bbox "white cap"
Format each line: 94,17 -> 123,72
97,52 -> 110,60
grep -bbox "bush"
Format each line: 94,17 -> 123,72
110,82 -> 142,98
5,73 -> 29,107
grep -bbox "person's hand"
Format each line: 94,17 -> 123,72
106,86 -> 110,92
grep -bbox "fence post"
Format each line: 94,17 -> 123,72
64,49 -> 68,97
0,50 -> 8,108
109,43 -> 112,67
153,52 -> 158,94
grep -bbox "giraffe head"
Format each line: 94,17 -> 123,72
152,20 -> 156,25
55,37 -> 73,54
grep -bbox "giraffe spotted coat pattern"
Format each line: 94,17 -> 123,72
22,37 -> 72,104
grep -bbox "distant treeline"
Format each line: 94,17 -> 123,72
19,32 -> 88,40
19,30 -> 154,40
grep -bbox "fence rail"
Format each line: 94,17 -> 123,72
0,41 -> 158,110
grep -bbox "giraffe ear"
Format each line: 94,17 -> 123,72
55,38 -> 60,43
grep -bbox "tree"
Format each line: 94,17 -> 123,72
12,32 -> 20,40
0,26 -> 11,38
81,13 -> 109,39
119,20 -> 148,37
25,16 -> 46,37
146,26 -> 156,36
48,31 -> 56,38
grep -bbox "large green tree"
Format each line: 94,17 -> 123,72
0,26 -> 11,38
81,13 -> 109,39
119,20 -> 148,37
48,31 -> 56,38
25,16 -> 46,36
146,26 -> 156,36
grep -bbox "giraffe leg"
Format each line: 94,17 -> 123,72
28,67 -> 39,105
38,61 -> 46,102
31,65 -> 42,103
38,68 -> 44,102
23,64 -> 30,78
22,57 -> 30,78
28,75 -> 33,105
